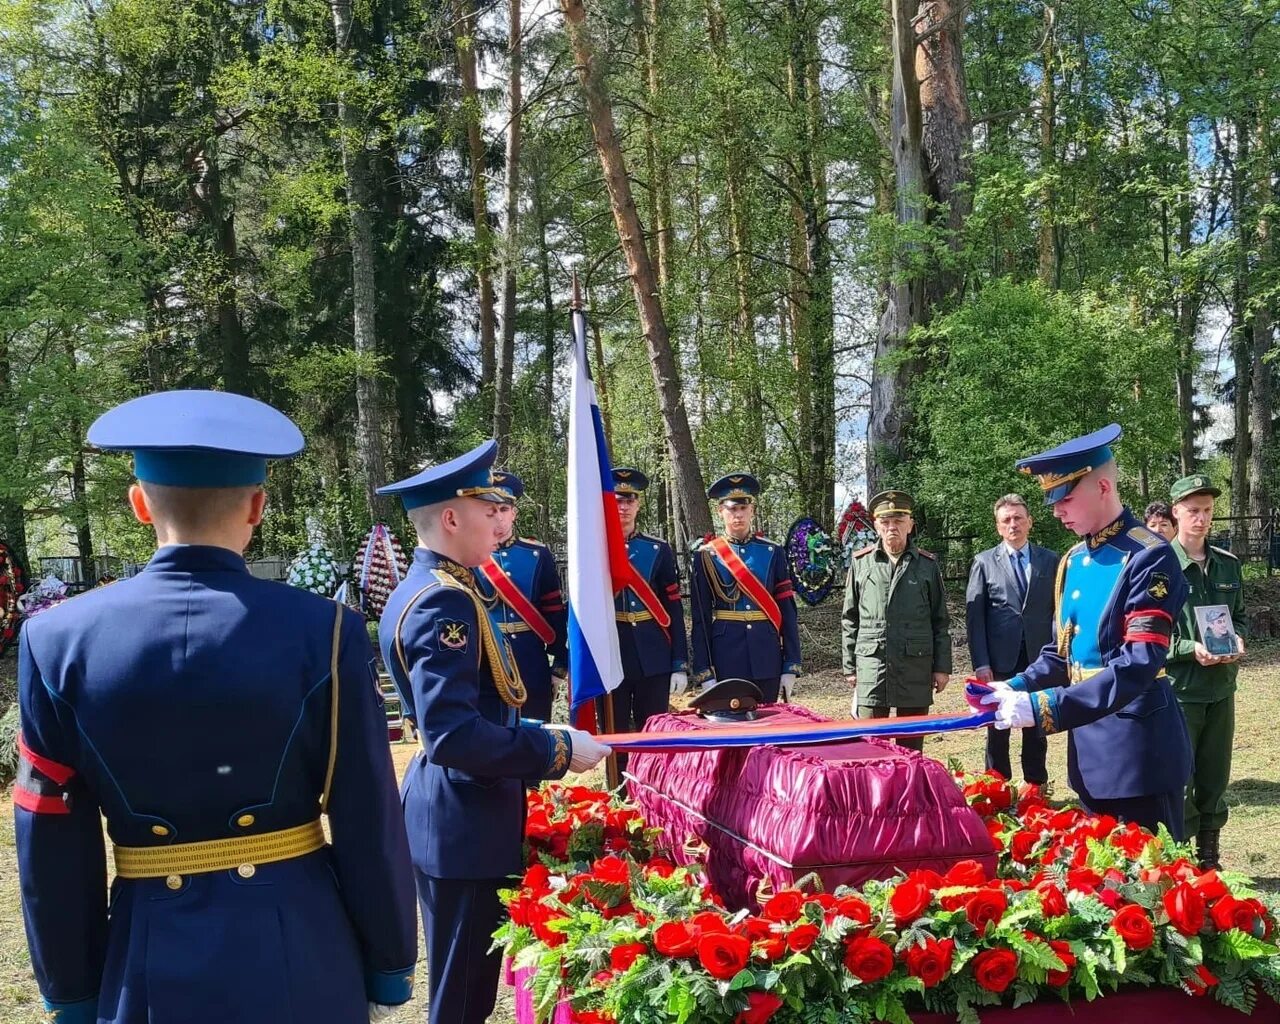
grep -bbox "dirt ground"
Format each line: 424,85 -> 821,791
1,630 -> 1278,1022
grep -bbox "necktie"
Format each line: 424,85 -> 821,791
1011,550 -> 1028,601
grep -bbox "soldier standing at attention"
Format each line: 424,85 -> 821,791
472,471 -> 568,721
689,473 -> 801,702
982,425 -> 1192,837
842,490 -> 951,752
611,468 -> 689,752
14,391 -> 417,1024
377,440 -> 610,1024
1165,474 -> 1246,868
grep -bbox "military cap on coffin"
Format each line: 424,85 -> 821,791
88,389 -> 304,487
1016,424 -> 1121,505
491,471 -> 525,503
612,467 -> 649,495
707,473 -> 759,506
377,439 -> 506,511
689,678 -> 763,723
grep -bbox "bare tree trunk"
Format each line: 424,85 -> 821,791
1174,124 -> 1198,473
455,0 -> 498,391
62,336 -> 94,581
1037,4 -> 1058,287
1248,116 -> 1274,520
533,153 -> 555,540
867,0 -> 971,491
0,332 -> 28,570
561,0 -> 711,536
1230,114 -> 1252,549
494,0 -> 523,461
329,0 -> 392,522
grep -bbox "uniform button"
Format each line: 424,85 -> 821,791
237,864 -> 256,879
1071,590 -> 1081,600
746,624 -> 753,630
745,603 -> 752,610
165,874 -> 182,890
236,814 -> 255,828
151,824 -> 170,837
1082,556 -> 1092,566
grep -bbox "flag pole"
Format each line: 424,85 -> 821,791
571,272 -> 621,792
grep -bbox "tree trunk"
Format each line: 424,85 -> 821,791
867,0 -> 971,491
1037,4 -> 1058,287
561,0 -> 711,536
494,0 -> 523,462
0,332 -> 28,570
455,0 -> 498,391
1230,113 -> 1251,549
1248,116 -> 1274,520
62,336 -> 94,581
1174,124 -> 1198,474
329,0 -> 393,522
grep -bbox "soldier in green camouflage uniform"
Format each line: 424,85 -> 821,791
841,490 -> 951,752
1165,474 -> 1247,870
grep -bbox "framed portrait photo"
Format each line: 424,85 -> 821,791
1194,604 -> 1238,657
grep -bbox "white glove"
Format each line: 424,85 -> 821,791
565,728 -> 612,772
780,673 -> 796,700
981,689 -> 1034,730
670,671 -> 689,695
369,1004 -> 397,1022
700,676 -> 718,692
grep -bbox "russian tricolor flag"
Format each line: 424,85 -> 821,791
566,304 -> 629,720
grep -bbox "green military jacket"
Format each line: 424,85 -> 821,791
1166,539 -> 1246,703
841,540 -> 952,707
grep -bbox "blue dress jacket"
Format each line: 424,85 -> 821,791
1011,509 -> 1192,800
615,532 -> 688,679
15,545 -> 416,1024
380,548 -> 572,880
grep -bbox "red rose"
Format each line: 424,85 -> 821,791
1010,830 -> 1039,864
965,889 -> 1008,934
654,921 -> 696,957
755,934 -> 786,961
945,860 -> 988,887
763,891 -> 806,923
787,923 -> 821,952
591,855 -> 632,887
1187,964 -> 1218,996
1210,895 -> 1261,935
610,941 -> 648,973
735,991 -> 784,1024
843,935 -> 895,983
529,904 -> 568,947
523,863 -> 552,893
600,901 -> 634,920
832,895 -> 872,928
1112,904 -> 1155,950
1046,940 -> 1076,987
890,879 -> 933,926
1066,867 -> 1102,893
645,857 -> 676,878
1193,870 -> 1228,901
1036,882 -> 1068,918
971,948 -> 1019,993
1112,822 -> 1152,859
1097,888 -> 1122,910
1164,881 -> 1206,936
572,1011 -> 615,1024
903,936 -> 955,988
698,932 -> 752,980
986,818 -> 1005,851
690,911 -> 731,936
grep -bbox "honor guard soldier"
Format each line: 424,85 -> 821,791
377,441 -> 610,1024
842,490 -> 951,752
689,473 -> 802,703
611,468 -> 689,746
982,425 -> 1193,837
471,471 -> 568,721
14,391 -> 417,1024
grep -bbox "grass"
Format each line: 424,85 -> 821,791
2,636 -> 1278,1022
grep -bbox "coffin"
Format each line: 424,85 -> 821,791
626,704 -> 997,911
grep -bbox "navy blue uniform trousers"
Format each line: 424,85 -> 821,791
418,873 -> 507,1024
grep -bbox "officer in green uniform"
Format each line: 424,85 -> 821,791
841,490 -> 951,752
1165,473 -> 1246,870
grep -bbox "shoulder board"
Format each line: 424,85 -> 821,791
1068,541 -> 1086,557
1210,545 -> 1238,561
1126,526 -> 1163,549
690,534 -> 713,553
754,536 -> 777,549
854,544 -> 877,558
915,548 -> 937,561
519,537 -> 546,548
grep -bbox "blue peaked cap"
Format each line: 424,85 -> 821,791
491,471 -> 525,502
1016,424 -> 1122,505
707,472 -> 760,504
377,440 -> 506,511
612,467 -> 649,495
88,390 -> 304,487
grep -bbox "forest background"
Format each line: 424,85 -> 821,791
1,0 -> 1277,572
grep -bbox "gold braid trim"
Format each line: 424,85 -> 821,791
430,568 -> 527,709
1034,691 -> 1059,735
1055,547 -> 1076,659
703,546 -> 740,603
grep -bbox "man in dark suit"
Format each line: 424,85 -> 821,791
966,493 -> 1057,785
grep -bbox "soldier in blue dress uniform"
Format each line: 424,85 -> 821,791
470,471 -> 568,722
982,425 -> 1193,838
377,441 -> 610,1024
14,390 -> 417,1024
689,473 -> 802,703
610,468 -> 689,746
